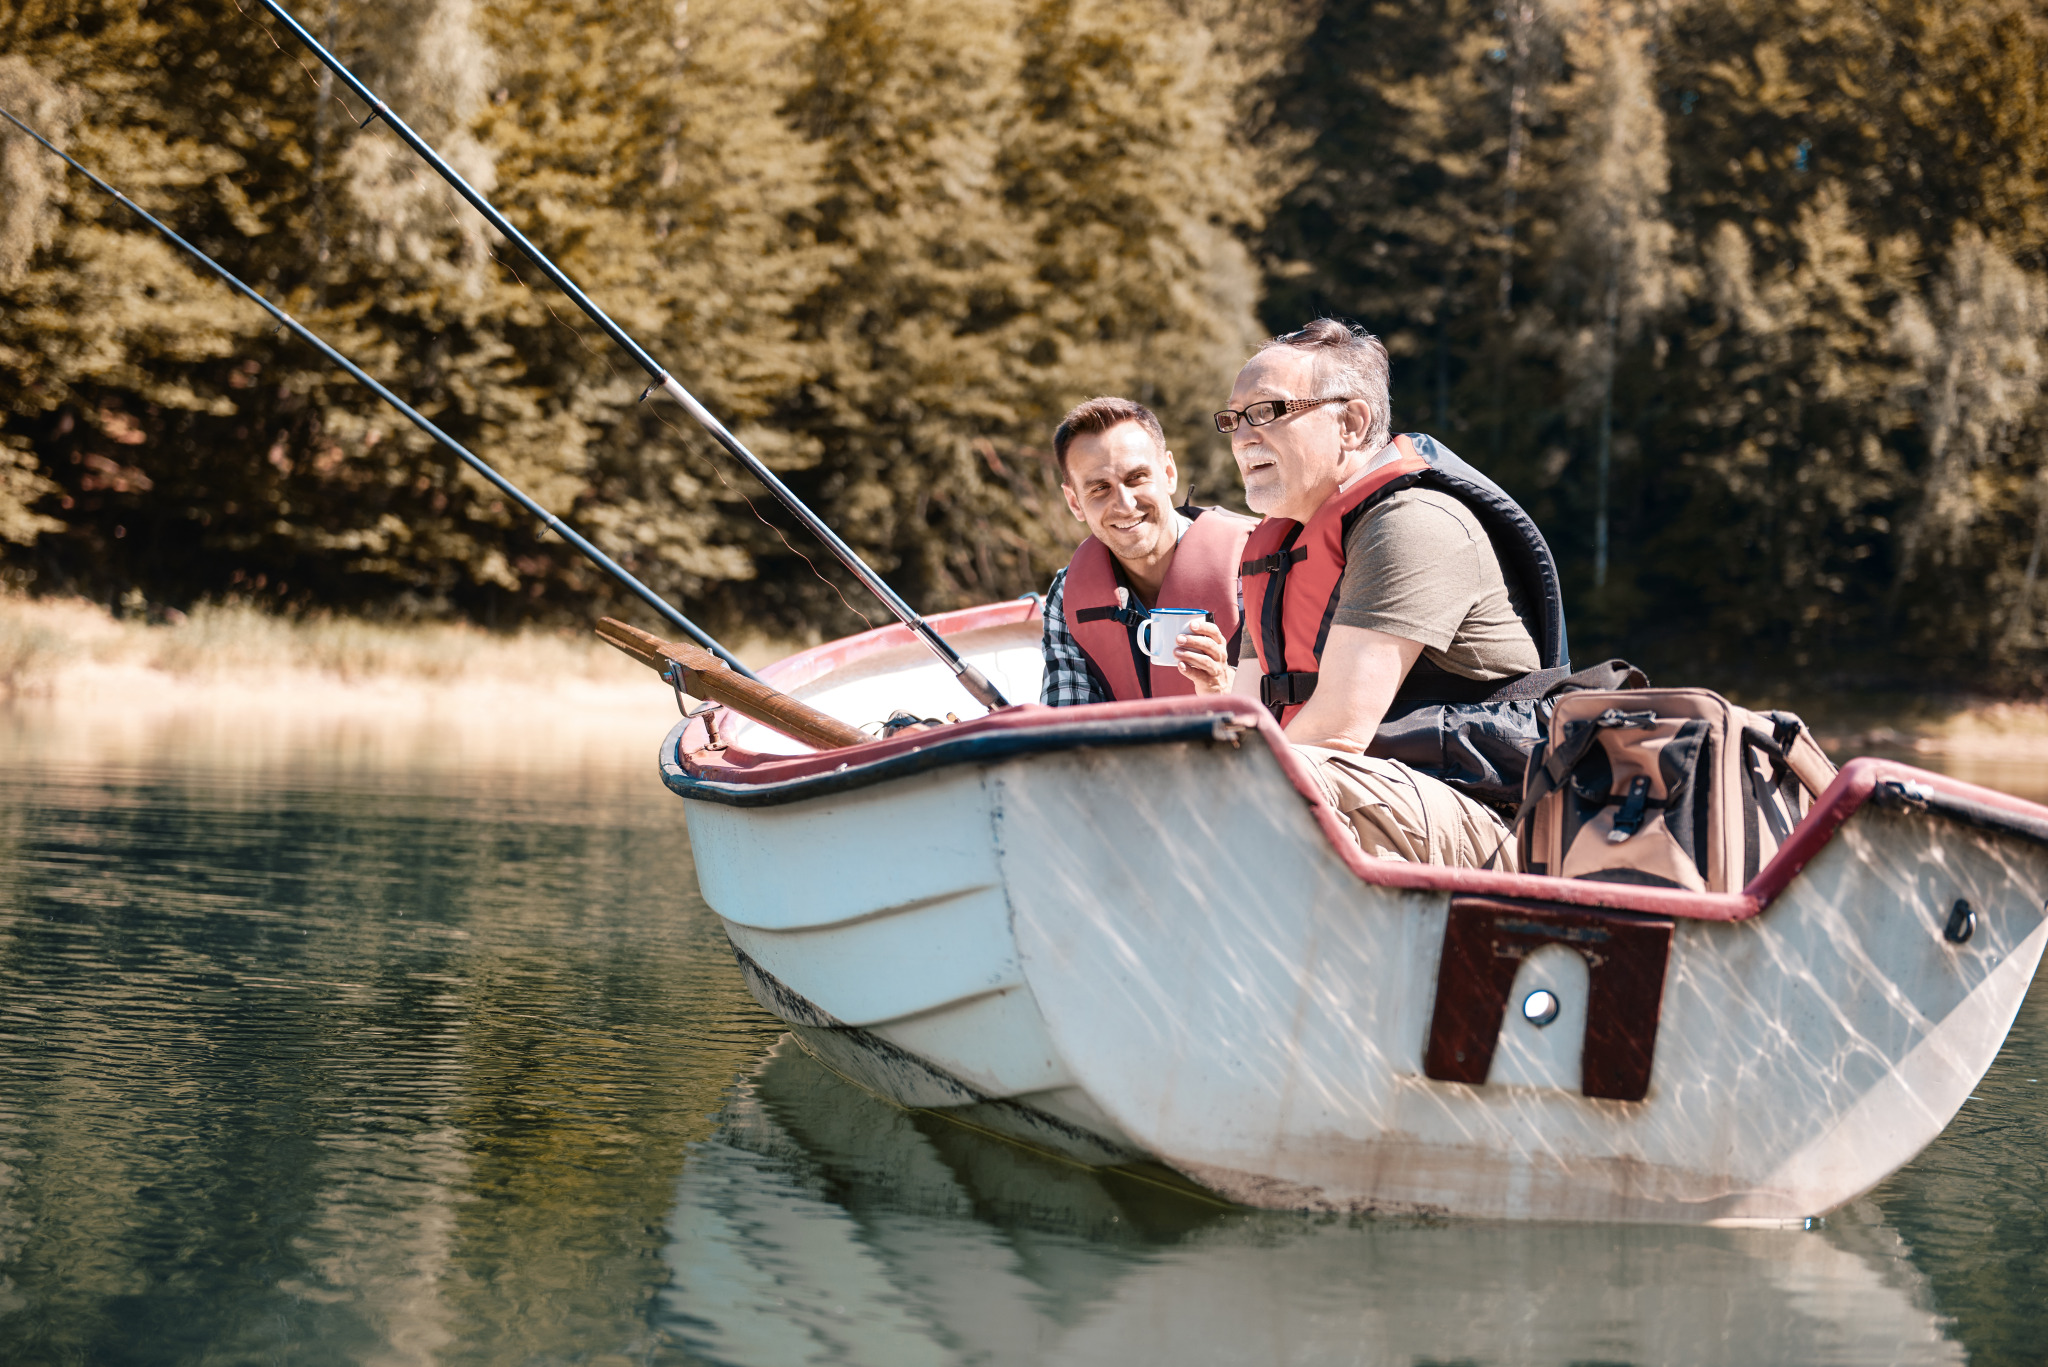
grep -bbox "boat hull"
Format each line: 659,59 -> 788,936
992,738 -> 2048,1222
664,603 -> 2048,1222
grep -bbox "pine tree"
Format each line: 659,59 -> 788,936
1006,0 -> 1294,503
773,0 -> 1289,625
1256,0 -> 1579,521
1542,0 -> 1675,597
0,0 -> 828,626
1643,0 -> 2048,677
0,51 -> 72,549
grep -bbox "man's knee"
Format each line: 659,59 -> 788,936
1295,747 -> 1514,869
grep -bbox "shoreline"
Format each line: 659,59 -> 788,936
11,593 -> 2048,765
0,594 -> 790,772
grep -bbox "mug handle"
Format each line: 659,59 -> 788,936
1135,616 -> 1154,657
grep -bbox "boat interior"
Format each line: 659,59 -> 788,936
671,598 -> 2048,930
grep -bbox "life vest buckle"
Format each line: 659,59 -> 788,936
1238,546 -> 1307,578
1259,670 -> 1319,708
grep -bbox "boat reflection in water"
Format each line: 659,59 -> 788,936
659,1041 -> 1962,1367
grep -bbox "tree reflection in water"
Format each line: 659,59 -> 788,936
0,711 -> 2041,1366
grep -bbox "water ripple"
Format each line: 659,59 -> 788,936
1,727 -> 2043,1365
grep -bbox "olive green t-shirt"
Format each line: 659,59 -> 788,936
1331,487 -> 1540,680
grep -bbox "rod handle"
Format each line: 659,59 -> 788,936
953,662 -> 1010,712
596,619 -> 868,751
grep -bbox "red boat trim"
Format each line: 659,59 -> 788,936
670,614 -> 2048,926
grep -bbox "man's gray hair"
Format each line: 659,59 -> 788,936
1255,319 -> 1393,450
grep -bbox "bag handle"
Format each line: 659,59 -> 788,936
1740,714 -> 1834,798
1516,707 -> 1660,848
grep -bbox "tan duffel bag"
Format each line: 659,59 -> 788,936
1516,689 -> 1838,893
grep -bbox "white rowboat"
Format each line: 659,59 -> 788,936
660,600 -> 2048,1224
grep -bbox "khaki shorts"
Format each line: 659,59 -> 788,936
1296,746 -> 1516,870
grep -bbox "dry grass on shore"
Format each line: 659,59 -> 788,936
1,592 -> 803,699
11,590 -> 2048,764
0,594 -> 825,770
1878,700 -> 2048,761
0,594 -> 649,697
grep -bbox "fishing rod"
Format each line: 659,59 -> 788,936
255,0 -> 1013,713
0,105 -> 757,680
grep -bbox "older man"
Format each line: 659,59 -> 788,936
1180,320 -> 1570,867
1039,396 -> 1256,705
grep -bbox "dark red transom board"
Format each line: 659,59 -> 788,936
1423,895 -> 1675,1102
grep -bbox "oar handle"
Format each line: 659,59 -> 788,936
596,618 -> 868,752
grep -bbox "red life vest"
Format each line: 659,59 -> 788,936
1239,432 -> 1574,802
1063,506 -> 1255,701
1238,438 -> 1433,724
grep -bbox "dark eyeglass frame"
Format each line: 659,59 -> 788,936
1212,396 -> 1357,434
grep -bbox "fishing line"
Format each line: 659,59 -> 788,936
0,103 -> 758,680
255,0 -> 1012,711
648,406 -> 877,632
234,0 -> 873,639
230,0 -> 366,127
396,164 -> 863,632
229,0 -> 636,405
303,138 -> 854,631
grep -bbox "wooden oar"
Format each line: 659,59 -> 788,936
596,618 -> 868,752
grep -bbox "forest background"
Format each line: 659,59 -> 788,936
4,0 -> 2048,690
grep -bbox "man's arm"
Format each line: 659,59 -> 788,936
1039,569 -> 1111,706
1288,492 -> 1497,750
1281,624 -> 1424,752
1230,651 -> 1261,698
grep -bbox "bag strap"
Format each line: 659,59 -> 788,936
1741,711 -> 1835,798
1543,659 -> 1650,698
1543,707 -> 1658,784
1516,705 -> 1658,850
1395,657 -> 1573,704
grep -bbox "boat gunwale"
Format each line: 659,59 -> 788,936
665,605 -> 2048,927
755,597 -> 1043,696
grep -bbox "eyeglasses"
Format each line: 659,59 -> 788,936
1212,396 -> 1357,434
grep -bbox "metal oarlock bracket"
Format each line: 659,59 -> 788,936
665,662 -> 723,726
664,659 -> 691,716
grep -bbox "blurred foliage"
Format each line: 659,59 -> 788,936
1261,0 -> 2048,689
6,0 -> 2048,687
0,0 -> 1288,637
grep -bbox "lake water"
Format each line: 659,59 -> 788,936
1,707 -> 2044,1365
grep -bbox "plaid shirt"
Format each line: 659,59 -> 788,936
1039,566 -> 1114,706
1039,521 -> 1245,706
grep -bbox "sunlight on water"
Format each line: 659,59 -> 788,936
0,703 -> 2043,1365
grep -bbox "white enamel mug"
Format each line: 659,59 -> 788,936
1134,608 -> 1211,667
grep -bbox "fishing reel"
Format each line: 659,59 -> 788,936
876,709 -> 955,738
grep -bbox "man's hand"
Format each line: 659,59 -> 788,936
1173,620 -> 1234,694
1283,624 -> 1424,751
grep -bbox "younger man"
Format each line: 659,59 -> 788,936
1039,397 -> 1255,705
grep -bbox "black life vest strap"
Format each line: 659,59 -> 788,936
1072,603 -> 1147,628
1259,670 -> 1320,710
1239,546 -> 1307,577
1243,524 -> 1307,716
